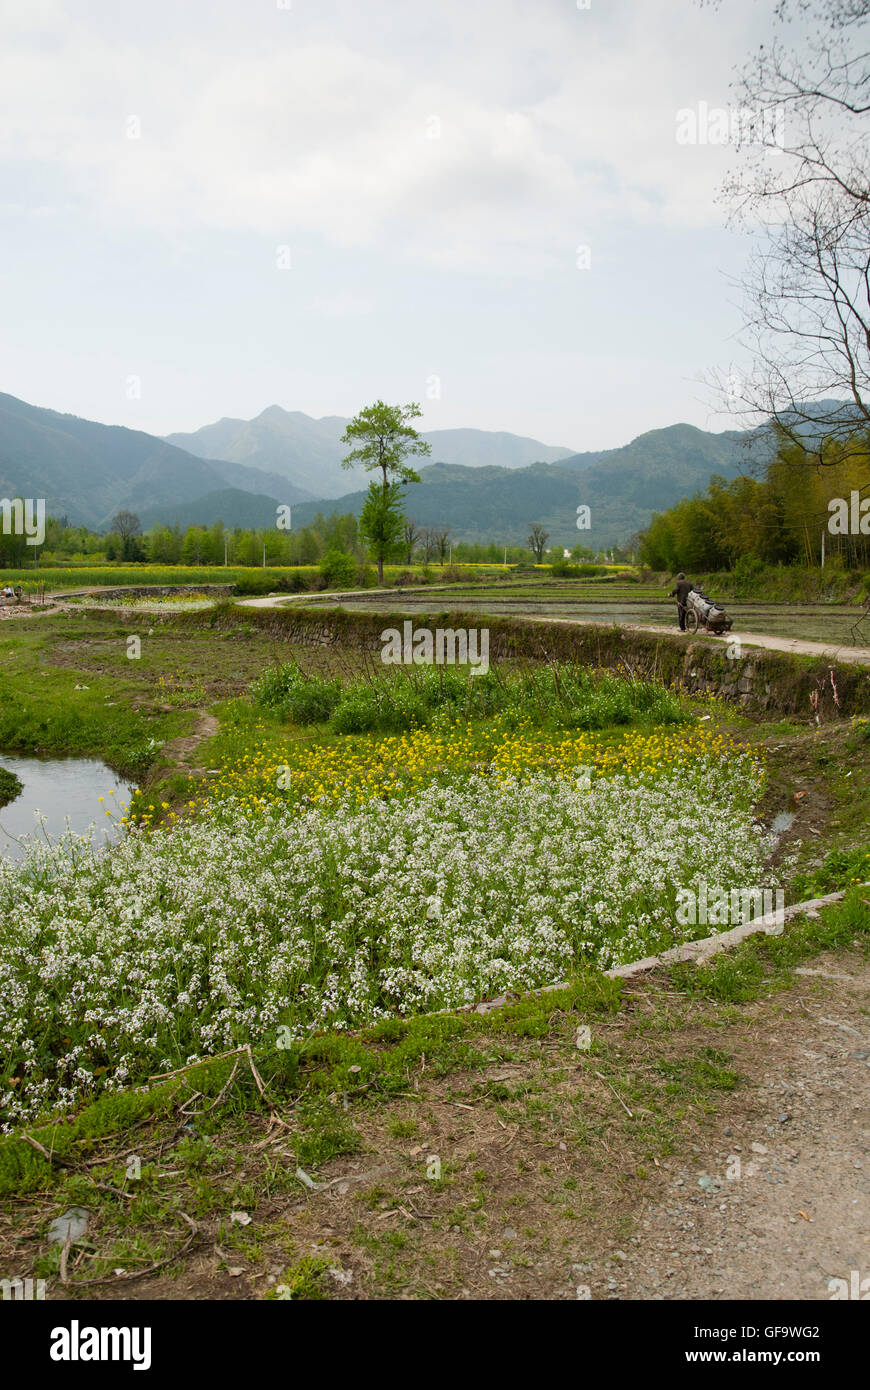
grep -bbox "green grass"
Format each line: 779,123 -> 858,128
0,765 -> 22,807
266,1257 -> 332,1300
702,563 -> 869,605
250,658 -> 687,735
2,562 -> 520,595
0,973 -> 623,1197
0,619 -> 186,777
670,888 -> 870,1002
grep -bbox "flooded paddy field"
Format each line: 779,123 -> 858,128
285,590 -> 870,647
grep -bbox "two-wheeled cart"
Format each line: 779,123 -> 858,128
684,588 -> 733,635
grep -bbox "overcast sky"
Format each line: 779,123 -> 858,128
0,0 -> 784,450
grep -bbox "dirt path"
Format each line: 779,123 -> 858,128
619,622 -> 870,666
610,953 -> 870,1301
478,614 -> 870,667
276,948 -> 869,1302
157,711 -> 219,777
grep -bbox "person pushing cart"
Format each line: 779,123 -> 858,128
668,573 -> 693,631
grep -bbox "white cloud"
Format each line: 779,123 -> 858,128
308,292 -> 376,318
0,0 -> 767,272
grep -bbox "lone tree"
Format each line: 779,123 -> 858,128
433,526 -> 450,564
710,0 -> 870,466
402,519 -> 421,565
341,402 -> 432,581
359,483 -> 406,579
110,510 -> 144,562
528,523 -> 549,562
111,510 -> 141,541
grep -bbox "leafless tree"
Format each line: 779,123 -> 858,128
433,526 -> 451,564
528,523 -> 549,561
402,519 -> 421,564
110,510 -> 142,540
709,0 -> 870,461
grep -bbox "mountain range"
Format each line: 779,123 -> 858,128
0,391 -> 313,532
289,423 -> 758,549
0,390 -> 769,547
165,406 -> 575,498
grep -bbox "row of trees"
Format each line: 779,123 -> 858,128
639,431 -> 870,572
31,512 -> 360,569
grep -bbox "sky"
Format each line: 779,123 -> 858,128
0,0 -> 788,451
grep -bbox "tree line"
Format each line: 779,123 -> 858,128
639,430 -> 870,572
6,506 -> 533,571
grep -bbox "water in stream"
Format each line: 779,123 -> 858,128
0,756 -> 133,860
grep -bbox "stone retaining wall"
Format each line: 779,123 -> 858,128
61,584 -> 236,602
189,604 -> 870,720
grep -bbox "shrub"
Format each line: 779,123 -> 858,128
250,658 -> 686,738
251,663 -> 342,725
329,685 -> 385,733
330,683 -> 428,734
550,562 -> 610,578
319,550 -> 357,589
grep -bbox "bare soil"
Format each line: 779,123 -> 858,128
7,942 -> 866,1303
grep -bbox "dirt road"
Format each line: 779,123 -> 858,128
239,592 -> 870,666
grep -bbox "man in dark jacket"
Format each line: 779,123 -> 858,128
668,573 -> 693,631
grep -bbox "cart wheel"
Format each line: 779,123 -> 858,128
685,610 -> 699,633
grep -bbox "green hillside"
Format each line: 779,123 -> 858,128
0,392 -> 312,530
290,424 -> 757,548
0,391 -> 777,547
137,488 -> 285,531
166,406 -> 575,498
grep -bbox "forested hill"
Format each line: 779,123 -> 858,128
288,424 -> 758,549
1,388 -> 771,546
0,391 -> 313,530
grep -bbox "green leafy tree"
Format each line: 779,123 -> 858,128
120,533 -> 145,562
181,526 -> 205,566
341,401 -> 431,581
359,482 -> 405,579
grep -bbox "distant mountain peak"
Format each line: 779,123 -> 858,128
164,410 -> 577,499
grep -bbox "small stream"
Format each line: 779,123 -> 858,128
0,756 -> 134,860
